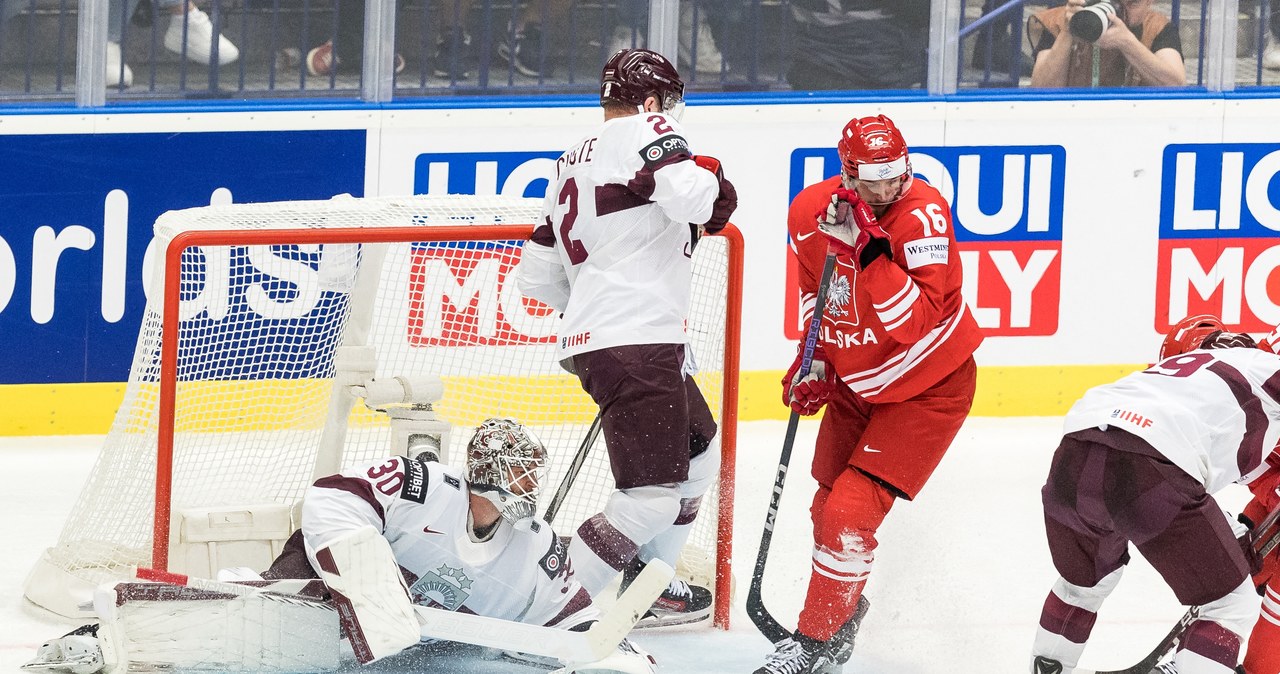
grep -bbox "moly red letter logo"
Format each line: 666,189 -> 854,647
407,241 -> 557,346
1157,144 -> 1280,332
784,145 -> 1065,338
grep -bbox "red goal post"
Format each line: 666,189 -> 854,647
24,195 -> 743,629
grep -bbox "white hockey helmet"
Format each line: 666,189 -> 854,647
465,418 -> 548,523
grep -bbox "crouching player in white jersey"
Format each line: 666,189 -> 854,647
1031,316 -> 1280,674
24,418 -> 657,674
515,48 -> 736,626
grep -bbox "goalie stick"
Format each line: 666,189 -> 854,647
747,248 -> 839,645
134,559 -> 674,666
543,411 -> 604,524
1075,501 -> 1280,674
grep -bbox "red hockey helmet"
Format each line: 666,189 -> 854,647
837,115 -> 913,206
600,48 -> 686,119
1159,314 -> 1226,360
1260,325 -> 1280,355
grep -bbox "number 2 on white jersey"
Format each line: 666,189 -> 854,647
555,178 -> 588,264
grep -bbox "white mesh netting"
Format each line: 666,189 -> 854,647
26,194 -> 737,619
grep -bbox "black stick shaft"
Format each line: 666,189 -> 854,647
746,250 -> 838,644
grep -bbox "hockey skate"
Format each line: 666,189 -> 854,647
1031,655 -> 1063,673
619,557 -> 712,627
22,625 -> 103,674
754,598 -> 870,674
754,633 -> 838,674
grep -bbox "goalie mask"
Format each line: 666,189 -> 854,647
837,115 -> 913,206
600,48 -> 686,120
466,418 -> 548,524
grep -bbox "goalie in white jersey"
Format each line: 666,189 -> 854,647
516,48 -> 736,625
1031,316 -> 1280,674
25,418 -> 656,674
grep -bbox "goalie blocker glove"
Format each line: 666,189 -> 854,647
816,188 -> 892,271
781,341 -> 838,416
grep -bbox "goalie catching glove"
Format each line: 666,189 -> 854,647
781,341 -> 838,416
816,188 -> 892,271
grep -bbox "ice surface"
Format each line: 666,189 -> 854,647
0,418 -> 1250,673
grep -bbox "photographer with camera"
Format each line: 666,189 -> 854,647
1027,0 -> 1185,88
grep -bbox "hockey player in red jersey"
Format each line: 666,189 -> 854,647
1031,315 -> 1280,674
1240,322 -> 1280,674
755,115 -> 983,674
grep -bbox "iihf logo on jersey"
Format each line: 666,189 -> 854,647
1110,408 -> 1154,429
410,564 -> 474,610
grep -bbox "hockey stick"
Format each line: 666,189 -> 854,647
543,411 -> 604,524
747,249 -> 839,645
413,558 -> 674,664
137,561 -> 674,666
1078,502 -> 1280,674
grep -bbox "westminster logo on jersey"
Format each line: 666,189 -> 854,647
410,564 -> 474,610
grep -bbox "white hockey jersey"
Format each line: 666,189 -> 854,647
515,112 -> 721,360
1062,347 -> 1280,493
300,456 -> 595,629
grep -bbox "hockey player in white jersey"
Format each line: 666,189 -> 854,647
1031,316 -> 1280,674
515,47 -> 736,626
25,418 -> 656,674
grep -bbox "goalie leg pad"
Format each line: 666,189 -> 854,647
313,525 -> 420,664
93,581 -> 339,673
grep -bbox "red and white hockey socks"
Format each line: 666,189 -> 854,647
638,448 -> 720,569
1245,581 -> 1280,674
1173,578 -> 1255,673
1032,569 -> 1123,670
569,485 -> 681,595
796,468 -> 893,642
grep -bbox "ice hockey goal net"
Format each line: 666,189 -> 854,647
24,194 -> 742,628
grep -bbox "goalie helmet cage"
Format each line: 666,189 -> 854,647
23,194 -> 743,628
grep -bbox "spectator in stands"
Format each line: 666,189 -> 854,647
496,0 -> 724,78
601,0 -> 726,76
1263,0 -> 1280,70
1027,0 -> 1185,87
1,0 -> 237,88
784,0 -> 929,91
303,0 -> 407,79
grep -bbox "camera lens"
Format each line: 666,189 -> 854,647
1069,2 -> 1115,42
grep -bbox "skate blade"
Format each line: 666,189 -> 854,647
632,609 -> 711,629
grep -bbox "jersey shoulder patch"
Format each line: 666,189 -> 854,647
537,532 -> 569,579
400,457 -> 430,504
638,134 -> 691,169
901,237 -> 950,270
